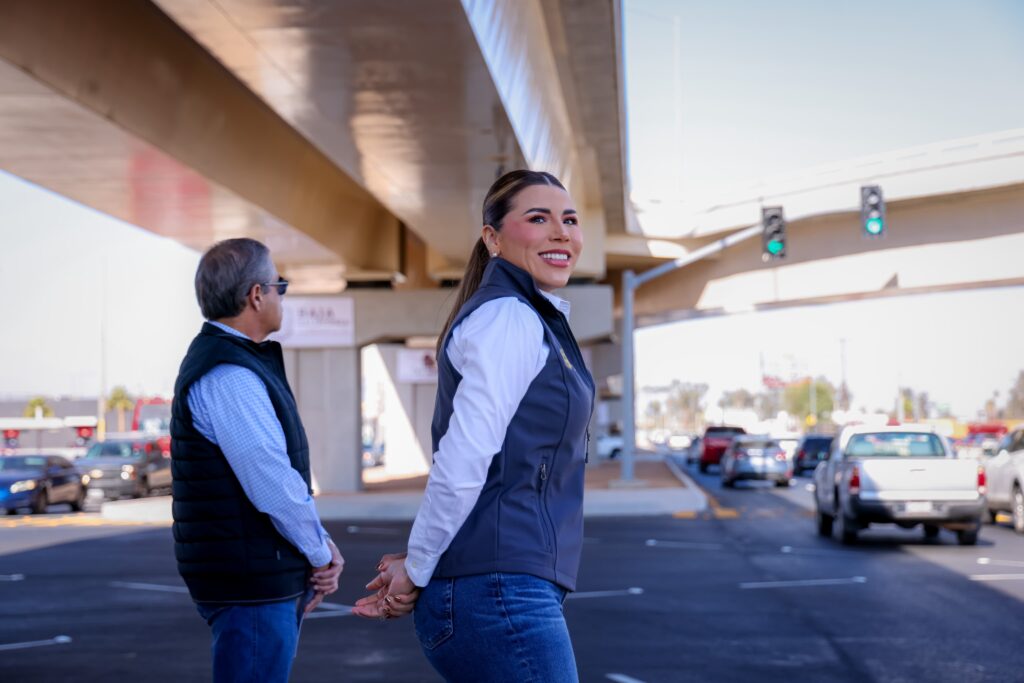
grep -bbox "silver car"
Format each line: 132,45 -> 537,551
720,436 -> 792,488
984,428 -> 1024,533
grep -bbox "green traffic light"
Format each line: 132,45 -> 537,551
865,217 -> 884,235
767,240 -> 784,255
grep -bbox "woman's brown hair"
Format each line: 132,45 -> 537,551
436,170 -> 566,356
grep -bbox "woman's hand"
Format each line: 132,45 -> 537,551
351,553 -> 420,620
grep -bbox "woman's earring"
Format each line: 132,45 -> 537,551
491,252 -> 498,257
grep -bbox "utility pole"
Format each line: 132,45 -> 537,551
618,222 -> 763,484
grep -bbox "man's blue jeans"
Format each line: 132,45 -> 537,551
414,573 -> 578,683
195,588 -> 313,683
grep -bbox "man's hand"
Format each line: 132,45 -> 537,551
309,539 -> 344,596
351,553 -> 420,620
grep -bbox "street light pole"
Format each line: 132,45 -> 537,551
617,222 -> 764,483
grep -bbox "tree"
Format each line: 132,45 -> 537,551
664,381 -> 708,432
23,396 -> 54,418
1005,370 -> 1024,419
784,378 -> 835,423
108,386 -> 135,432
718,389 -> 755,410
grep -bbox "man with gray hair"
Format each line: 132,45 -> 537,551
170,237 -> 343,681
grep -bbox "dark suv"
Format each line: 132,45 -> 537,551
700,426 -> 746,472
793,434 -> 834,474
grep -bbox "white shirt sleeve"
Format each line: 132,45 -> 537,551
404,297 -> 548,587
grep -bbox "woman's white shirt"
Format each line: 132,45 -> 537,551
404,291 -> 571,588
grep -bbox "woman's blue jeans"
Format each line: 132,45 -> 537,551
414,573 -> 578,683
195,588 -> 313,683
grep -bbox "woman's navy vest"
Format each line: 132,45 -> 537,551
170,323 -> 312,604
432,258 -> 595,591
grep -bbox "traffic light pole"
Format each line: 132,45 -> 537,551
618,222 -> 764,483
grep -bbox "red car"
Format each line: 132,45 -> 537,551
700,426 -> 746,472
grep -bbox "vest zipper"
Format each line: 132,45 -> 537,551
540,462 -> 548,482
586,429 -> 590,463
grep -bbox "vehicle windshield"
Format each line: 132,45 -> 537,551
737,439 -> 777,450
707,427 -> 744,438
0,456 -> 47,471
84,442 -> 142,459
845,433 -> 946,458
804,438 -> 833,454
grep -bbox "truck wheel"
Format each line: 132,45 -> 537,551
699,463 -> 708,473
1013,486 -> 1024,535
31,491 -> 48,515
957,526 -> 980,546
775,479 -> 790,488
70,486 -> 87,512
721,478 -> 734,489
816,509 -> 833,537
835,508 -> 858,545
923,524 -> 940,540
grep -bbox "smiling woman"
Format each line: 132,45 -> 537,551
353,169 -> 595,683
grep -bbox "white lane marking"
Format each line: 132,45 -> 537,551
0,635 -> 72,652
345,525 -> 400,535
781,546 -> 793,553
606,674 -> 647,683
977,557 -> 1024,568
304,604 -> 355,620
0,573 -> 25,581
645,538 -> 724,550
740,576 -> 867,590
969,574 -> 1024,582
110,581 -> 190,594
568,587 -> 644,600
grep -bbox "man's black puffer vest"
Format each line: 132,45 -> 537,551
171,322 -> 312,604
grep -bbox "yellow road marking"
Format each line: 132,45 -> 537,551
0,515 -> 169,529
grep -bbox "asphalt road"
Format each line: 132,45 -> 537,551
2,461 -> 1024,682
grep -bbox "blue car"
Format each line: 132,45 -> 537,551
0,454 -> 88,515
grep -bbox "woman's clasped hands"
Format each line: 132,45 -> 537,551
351,552 -> 420,620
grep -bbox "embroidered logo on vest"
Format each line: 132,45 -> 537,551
559,347 -> 574,370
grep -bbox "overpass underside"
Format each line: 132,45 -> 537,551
624,183 -> 1024,327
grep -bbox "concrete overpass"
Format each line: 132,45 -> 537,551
3,2 -> 1023,491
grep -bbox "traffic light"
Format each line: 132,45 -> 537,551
3,429 -> 19,448
861,185 -> 885,237
75,426 -> 94,447
761,206 -> 786,261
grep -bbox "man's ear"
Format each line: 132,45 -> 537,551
248,283 -> 264,312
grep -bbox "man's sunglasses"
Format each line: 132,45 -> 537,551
261,279 -> 289,296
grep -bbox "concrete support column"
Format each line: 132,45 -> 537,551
285,347 -> 363,494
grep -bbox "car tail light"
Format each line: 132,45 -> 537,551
735,450 -> 747,459
978,466 -> 986,495
849,465 -> 861,495
775,452 -> 787,462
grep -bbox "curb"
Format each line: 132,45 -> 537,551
664,454 -> 709,513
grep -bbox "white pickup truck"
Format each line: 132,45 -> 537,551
814,425 -> 986,545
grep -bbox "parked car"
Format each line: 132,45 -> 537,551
596,433 -> 624,460
0,454 -> 88,514
814,425 -> 986,545
720,436 -> 791,488
983,427 -> 1024,533
667,433 -> 693,451
793,435 -> 834,474
81,438 -> 172,499
699,426 -> 746,472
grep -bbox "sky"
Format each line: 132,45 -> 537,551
0,1 -> 1023,419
